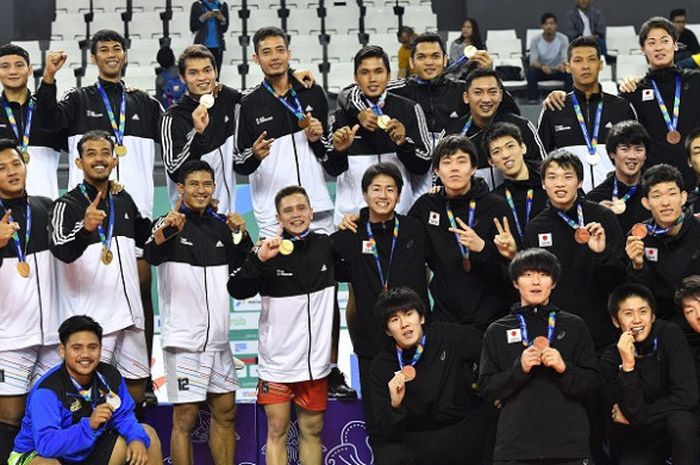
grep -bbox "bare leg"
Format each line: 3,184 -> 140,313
263,402 -> 291,465
296,406 -> 324,465
206,392 -> 237,465
125,378 -> 147,405
170,403 -> 199,465
141,424 -> 164,464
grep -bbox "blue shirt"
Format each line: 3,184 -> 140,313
203,0 -> 221,48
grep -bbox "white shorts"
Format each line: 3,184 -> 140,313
258,210 -> 336,239
101,327 -> 150,380
0,345 -> 62,395
164,347 -> 239,403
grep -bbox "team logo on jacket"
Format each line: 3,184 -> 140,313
538,233 -> 552,247
644,247 -> 658,262
449,111 -> 459,118
132,113 -> 140,121
428,211 -> 440,226
215,240 -> 224,248
87,110 -> 104,118
256,116 -> 273,125
180,237 -> 193,246
69,399 -> 82,412
507,328 -> 522,344
305,105 -> 313,112
642,89 -> 654,101
554,124 -> 571,132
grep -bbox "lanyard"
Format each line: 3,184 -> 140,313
505,188 -> 533,239
445,199 -> 475,259
180,203 -> 227,223
396,334 -> 426,369
96,82 -> 126,145
0,197 -> 31,263
460,116 -> 473,136
365,217 -> 399,290
557,203 -> 585,230
650,75 -> 681,133
68,371 -> 111,407
79,184 -> 115,253
645,213 -> 684,237
516,310 -> 557,347
1,97 -> 34,153
363,92 -> 386,117
612,177 -> 638,203
571,93 -> 603,156
262,80 -> 304,121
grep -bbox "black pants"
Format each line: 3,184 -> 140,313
207,47 -> 223,73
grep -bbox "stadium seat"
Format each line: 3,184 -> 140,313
56,0 -> 88,14
525,28 -> 541,51
494,57 -> 527,91
128,11 -> 164,40
51,15 -> 88,41
326,34 -> 362,63
487,38 -> 523,59
686,23 -> 700,39
616,54 -> 648,80
286,10 -> 319,35
48,40 -> 84,69
127,39 -> 161,67
247,9 -> 284,34
319,6 -> 361,35
288,35 -> 323,64
486,29 -> 518,42
218,64 -> 242,89
606,34 -> 640,57
12,41 -> 43,67
359,8 -> 399,35
326,61 -> 355,93
90,13 -> 128,38
401,6 -> 438,32
606,25 -> 636,37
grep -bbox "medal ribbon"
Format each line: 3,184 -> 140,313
445,199 -> 475,260
0,198 -> 31,263
179,203 -> 227,223
2,97 -> 34,153
396,334 -> 426,369
79,184 -> 114,253
444,54 -> 469,74
571,93 -> 603,156
68,371 -> 112,407
262,80 -> 305,121
365,216 -> 399,290
516,310 -> 557,347
557,203 -> 585,231
645,213 -> 685,237
650,75 -> 681,134
505,188 -> 533,239
612,177 -> 639,204
460,116 -> 473,136
363,92 -> 386,117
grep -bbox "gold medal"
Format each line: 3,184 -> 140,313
101,247 -> 113,265
114,145 -> 127,157
21,150 -> 30,164
667,130 -> 681,145
110,181 -> 124,196
377,114 -> 391,130
16,261 -> 30,278
279,239 -> 294,256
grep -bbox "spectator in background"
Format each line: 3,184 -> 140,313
563,0 -> 607,55
397,26 -> 417,79
155,46 -> 186,110
671,9 -> 700,65
527,13 -> 570,103
448,18 -> 486,80
189,0 -> 229,73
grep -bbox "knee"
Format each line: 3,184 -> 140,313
211,403 -> 237,428
141,424 -> 162,450
267,416 -> 289,442
298,413 -> 324,439
172,405 -> 199,434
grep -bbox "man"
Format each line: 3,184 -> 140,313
327,45 -> 431,223
523,149 -> 625,351
9,315 -> 162,465
527,13 -> 571,103
538,36 -> 638,192
396,26 -> 416,79
49,130 -> 152,409
228,186 -> 337,465
600,283 -> 699,465
685,128 -> 700,213
674,275 -> 700,382
0,44 -> 64,200
587,120 -> 651,234
445,68 -> 546,190
671,9 -> 700,63
625,164 -> 700,320
480,248 -> 600,465
562,0 -> 607,52
144,160 -> 251,465
0,140 -> 60,464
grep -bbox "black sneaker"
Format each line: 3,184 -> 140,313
143,377 -> 158,407
327,366 -> 357,400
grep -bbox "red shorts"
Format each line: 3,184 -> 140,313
257,377 -> 328,411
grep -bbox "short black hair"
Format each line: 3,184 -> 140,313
77,130 -> 114,158
253,26 -> 288,54
0,43 -> 30,66
59,315 -> 103,345
375,287 -> 426,331
685,127 -> 700,159
409,32 -> 446,58
670,9 -> 687,21
540,149 -> 583,182
640,163 -> 684,197
178,44 -> 216,76
605,120 -> 650,155
541,13 -> 557,24
607,283 -> 656,318
431,134 -> 478,169
90,29 -> 127,56
464,67 -> 503,93
398,25 -> 415,37
567,35 -> 601,61
639,17 -> 678,46
361,162 -> 404,194
353,45 -> 391,75
0,139 -> 22,161
157,45 -> 176,69
482,122 -> 524,157
509,248 -> 561,282
179,159 -> 215,184
674,275 -> 700,312
274,185 -> 310,213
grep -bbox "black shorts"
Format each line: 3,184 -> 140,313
61,429 -> 121,465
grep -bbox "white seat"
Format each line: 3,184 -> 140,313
326,61 -> 355,93
167,38 -> 194,58
56,0 -> 88,14
248,9 -> 283,34
446,30 -> 462,48
115,0 -> 162,12
52,15 -> 88,41
525,28 -> 541,51
90,13 -> 127,37
239,65 -> 266,89
126,39 -> 160,67
401,6 -> 437,33
616,54 -> 648,81
80,64 -> 100,85
286,11 -> 319,35
319,6 -> 360,34
48,40 -> 85,68
606,25 -> 636,38
487,38 -> 522,59
358,8 -> 397,34
288,35 -> 323,64
218,64 -> 242,89
155,0 -> 188,12
326,34 -> 362,63
606,35 -> 639,57
168,10 -> 190,37
494,57 -> 526,90
486,29 -> 518,42
12,41 -> 43,67
128,11 -> 163,39
687,24 -> 700,39
56,72 -> 79,99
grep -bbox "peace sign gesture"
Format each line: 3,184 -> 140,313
493,216 -> 517,260
448,217 -> 485,253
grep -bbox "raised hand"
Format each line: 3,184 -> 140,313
384,119 -> 406,146
625,235 -> 644,270
44,50 -> 68,83
332,124 -> 360,152
543,90 -> 567,111
304,113 -> 323,142
585,222 -> 606,253
617,330 -> 636,371
0,210 -> 20,248
192,104 -> 210,134
449,216 -> 485,253
520,345 -> 542,374
541,347 -> 566,373
337,213 -> 360,233
252,131 -> 275,161
89,402 -> 113,430
388,372 -> 407,408
357,109 -> 378,132
493,216 -> 517,260
226,212 -> 246,233
83,191 -> 106,233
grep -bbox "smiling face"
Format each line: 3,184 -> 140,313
613,295 -> 655,343
0,54 -> 31,92
610,143 -> 646,180
60,330 -> 101,385
641,27 -> 677,70
641,181 -> 687,228
276,192 -> 313,236
514,270 -> 555,306
181,57 -> 217,97
487,135 -> 528,179
178,169 -> 215,214
464,76 -> 502,125
542,162 -> 582,210
385,308 -> 425,349
0,148 -> 26,199
91,40 -> 126,81
75,138 -> 116,185
363,174 -> 399,221
410,41 -> 446,81
355,56 -> 389,99
253,35 -> 291,79
681,295 -> 700,335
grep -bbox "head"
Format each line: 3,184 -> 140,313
640,164 -> 686,228
354,46 -> 390,99
509,248 -> 561,306
461,18 -> 483,44
540,149 -> 583,210
409,32 -> 447,80
639,17 -> 678,70
252,27 -> 290,78
674,275 -> 700,334
177,160 -> 215,213
275,186 -> 312,236
670,8 -> 687,34
397,26 -> 415,46
0,139 -> 26,198
75,130 -> 117,185
0,44 -> 31,91
157,45 -> 176,69
685,128 -> 700,177
58,315 -> 103,383
178,45 -> 217,96
463,68 -> 503,124
541,13 -> 558,35
566,36 -> 603,89
90,29 -> 127,80
432,135 -> 478,195
577,0 -> 591,8
376,287 -> 426,349
605,120 -> 649,180
608,283 -> 656,343
482,122 -> 528,180
361,163 -> 403,220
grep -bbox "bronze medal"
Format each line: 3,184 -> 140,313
21,150 -> 30,164
666,130 -> 681,145
462,256 -> 472,272
401,365 -> 416,381
610,199 -> 626,215
630,223 -> 648,239
114,145 -> 127,157
574,227 -> 590,244
377,114 -> 391,130
101,247 -> 113,265
533,336 -> 550,351
16,261 -> 30,278
298,115 -> 311,129
279,239 -> 294,256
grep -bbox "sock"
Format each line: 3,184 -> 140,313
0,421 -> 20,464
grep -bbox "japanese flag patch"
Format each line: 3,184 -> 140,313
642,89 -> 654,101
644,247 -> 658,262
538,233 -> 553,247
507,328 -> 522,344
428,211 -> 440,226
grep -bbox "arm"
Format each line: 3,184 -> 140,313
49,199 -> 92,263
190,2 -> 205,33
591,215 -> 626,285
536,107 -> 556,153
499,90 -> 521,116
478,327 -> 532,403
109,378 -> 150,447
34,81 -> 78,133
521,119 -> 547,163
160,112 -> 207,182
529,38 -> 540,67
233,101 -> 263,176
227,249 -> 264,300
552,321 -> 601,398
308,87 -> 332,162
599,347 -> 648,425
368,359 -> 407,441
142,217 -> 172,266
323,109 -> 351,177
219,2 -> 229,33
396,103 -> 431,175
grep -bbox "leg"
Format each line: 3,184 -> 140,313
0,347 -> 37,464
137,258 -> 157,407
26,458 -> 61,465
667,410 -> 700,465
206,392 -> 237,465
106,435 -> 128,465
170,403 -> 199,465
327,284 -> 356,400
526,66 -> 542,101
296,406 -> 324,465
263,402 -> 292,465
125,378 -> 147,406
141,424 -> 163,465
373,443 -> 416,465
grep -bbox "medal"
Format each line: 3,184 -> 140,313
377,114 -> 391,130
199,93 -> 215,109
630,223 -> 648,238
401,365 -> 416,381
2,96 -> 35,164
651,75 -> 682,146
610,199 -> 626,215
396,334 -> 425,383
0,197 -> 32,276
21,149 -> 30,164
574,227 -> 590,244
101,247 -> 113,265
533,335 -> 549,351
261,80 -> 308,129
462,257 -> 471,272
585,153 -> 600,166
298,114 -> 311,129
110,181 -> 124,195
667,130 -> 681,145
463,45 -> 478,59
517,310 -> 557,347
17,261 -> 30,278
96,81 -> 127,158
557,203 -> 589,245
279,239 -> 294,255
80,184 -> 115,266
105,392 -> 121,410
114,144 -> 127,157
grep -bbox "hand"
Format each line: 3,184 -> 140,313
226,212 -> 246,233
83,191 -> 106,233
541,65 -> 552,74
89,403 -> 114,430
618,76 -> 642,93
585,222 -> 606,253
192,104 -> 210,134
384,119 -> 406,146
617,330 -> 636,371
304,113 -> 323,142
257,228 -> 282,262
558,63 -> 567,72
541,347 -> 566,373
611,403 -> 631,425
358,109 -> 378,132
337,213 -> 360,233
292,69 -> 315,89
44,50 -> 68,83
599,199 -> 614,210
520,345 -> 542,374
493,216 -> 517,260
429,185 -> 443,195
625,235 -> 644,270
201,10 -> 215,20
541,90 -> 567,112
332,124 -> 359,152
252,131 -> 275,161
0,210 -> 19,248
214,10 -> 225,21
164,199 -> 187,230
388,372 -> 407,408
448,216 -> 485,253
470,50 -> 493,69
126,440 -> 148,465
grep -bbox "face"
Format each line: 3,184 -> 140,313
0,149 -> 26,198
276,192 -> 312,236
542,162 -> 582,209
542,18 -> 558,35
181,57 -> 217,96
610,143 -> 646,179
464,76 -> 502,122
0,54 -> 31,91
178,170 -> 215,213
363,174 -> 400,218
641,27 -> 677,70
672,15 -> 686,34
461,20 -> 473,39
91,40 -> 126,80
681,295 -> 700,335
514,270 -> 555,306
613,295 -> 655,343
434,150 -> 476,194
385,308 -> 425,349
410,41 -> 446,81
577,0 -> 590,8
398,32 -> 412,45
566,46 -> 602,88
75,138 -> 117,184
687,136 -> 700,175
253,35 -> 290,78
60,330 -> 101,383
641,181 -> 687,227
487,135 -> 527,179
354,57 -> 389,99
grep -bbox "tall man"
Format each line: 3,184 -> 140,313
684,128 -> 700,213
